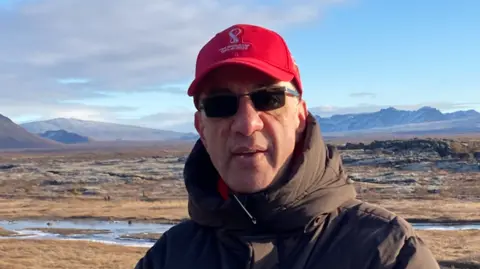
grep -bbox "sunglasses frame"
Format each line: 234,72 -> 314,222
198,85 -> 300,116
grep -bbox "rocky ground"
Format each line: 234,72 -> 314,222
0,155 -> 188,201
338,138 -> 480,202
0,137 -> 478,205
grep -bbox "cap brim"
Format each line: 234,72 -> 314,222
187,57 -> 295,96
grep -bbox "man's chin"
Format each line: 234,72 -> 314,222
224,171 -> 274,194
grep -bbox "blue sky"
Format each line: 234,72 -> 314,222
295,0 -> 479,108
1,0 -> 479,131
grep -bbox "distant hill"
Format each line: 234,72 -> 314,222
17,106 -> 479,142
21,118 -> 197,141
0,114 -> 61,149
39,129 -> 91,144
315,106 -> 480,134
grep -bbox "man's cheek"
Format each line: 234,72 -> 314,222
265,106 -> 288,118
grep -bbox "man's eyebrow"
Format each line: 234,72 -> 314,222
254,83 -> 269,89
205,87 -> 232,96
255,81 -> 281,89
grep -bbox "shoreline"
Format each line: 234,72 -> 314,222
406,218 -> 480,225
0,215 -> 184,225
2,215 -> 480,226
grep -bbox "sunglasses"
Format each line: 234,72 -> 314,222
199,86 -> 300,118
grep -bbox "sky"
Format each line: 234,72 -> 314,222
1,0 -> 479,132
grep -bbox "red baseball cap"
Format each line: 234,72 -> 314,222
187,24 -> 302,97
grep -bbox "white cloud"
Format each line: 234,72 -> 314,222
349,92 -> 377,98
6,0 -> 476,135
0,0 -> 343,122
4,100 -> 135,123
57,78 -> 91,85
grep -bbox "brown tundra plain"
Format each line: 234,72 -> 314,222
0,137 -> 479,269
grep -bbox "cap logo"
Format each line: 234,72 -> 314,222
219,27 -> 250,54
229,28 -> 242,44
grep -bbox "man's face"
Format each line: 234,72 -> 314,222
194,65 -> 308,193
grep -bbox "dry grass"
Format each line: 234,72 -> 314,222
370,198 -> 480,222
419,230 -> 480,268
0,227 -> 17,236
449,140 -> 480,154
0,198 -> 189,223
0,230 -> 478,269
1,197 -> 478,224
0,239 -> 146,269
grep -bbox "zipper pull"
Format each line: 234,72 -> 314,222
232,194 -> 257,224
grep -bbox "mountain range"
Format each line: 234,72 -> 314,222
0,114 -> 61,149
21,118 -> 198,141
315,106 -> 480,134
1,106 -> 479,149
38,129 -> 91,144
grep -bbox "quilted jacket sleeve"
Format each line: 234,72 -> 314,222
392,236 -> 440,269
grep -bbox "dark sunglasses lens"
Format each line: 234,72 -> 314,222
251,90 -> 285,111
203,95 -> 238,117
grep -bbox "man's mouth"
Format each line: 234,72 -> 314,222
231,146 -> 267,157
232,151 -> 264,156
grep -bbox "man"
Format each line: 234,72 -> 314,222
135,24 -> 439,269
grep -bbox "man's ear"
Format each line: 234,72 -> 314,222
194,111 -> 207,148
296,99 -> 308,136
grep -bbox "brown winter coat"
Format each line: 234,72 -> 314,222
134,114 -> 440,269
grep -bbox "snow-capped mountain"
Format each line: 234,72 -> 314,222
314,106 -> 480,133
21,118 -> 197,141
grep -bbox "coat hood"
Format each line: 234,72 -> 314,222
183,114 -> 357,233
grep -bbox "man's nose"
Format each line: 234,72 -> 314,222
231,97 -> 264,136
